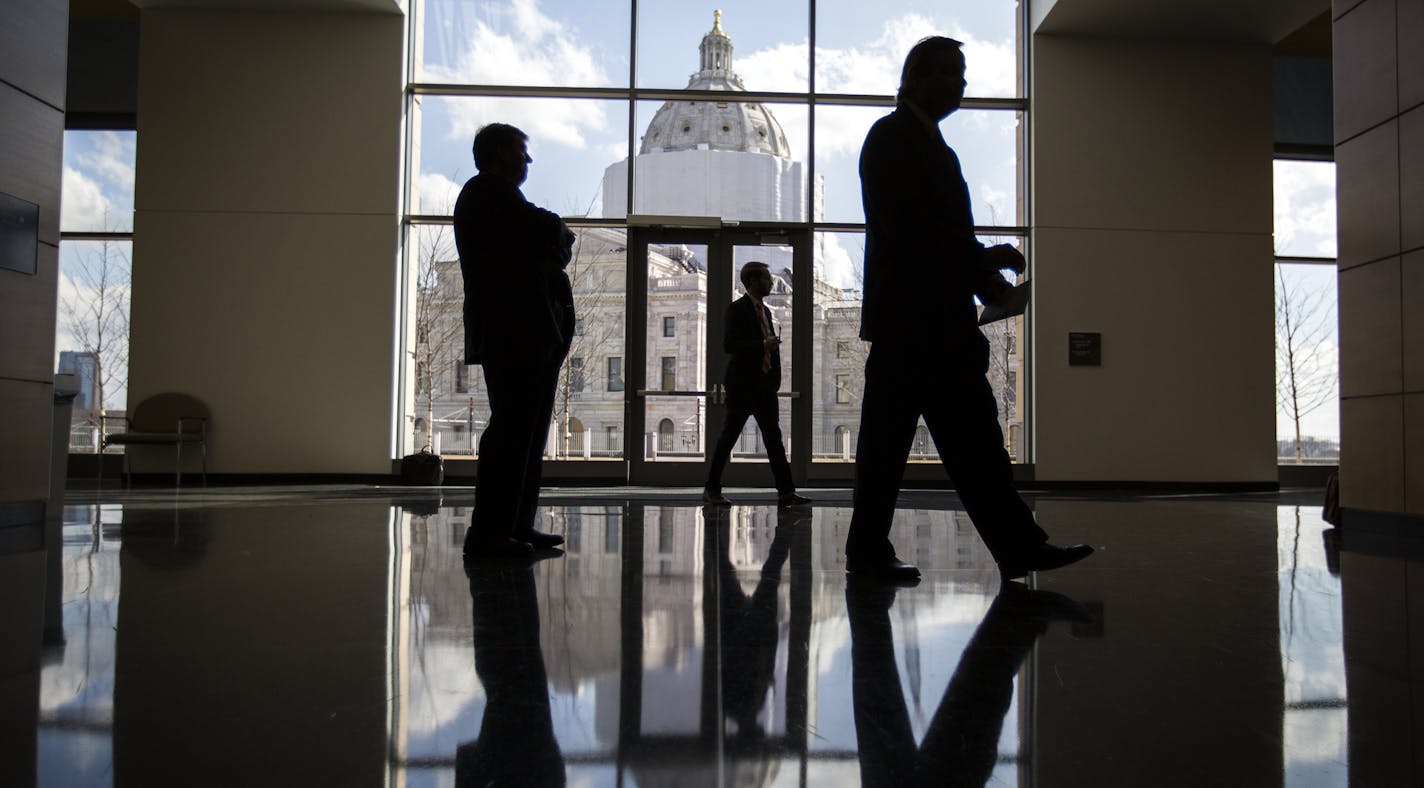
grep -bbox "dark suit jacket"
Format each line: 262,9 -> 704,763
858,106 -> 999,345
453,173 -> 576,365
723,295 -> 781,398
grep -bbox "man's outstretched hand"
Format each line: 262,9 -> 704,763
984,243 -> 1026,275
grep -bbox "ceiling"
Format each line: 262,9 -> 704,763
1033,0 -> 1330,45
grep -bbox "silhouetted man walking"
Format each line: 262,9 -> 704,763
846,38 -> 1092,581
703,262 -> 810,508
455,123 -> 573,560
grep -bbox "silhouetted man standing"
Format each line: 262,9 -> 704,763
703,262 -> 810,508
846,38 -> 1092,581
455,123 -> 573,559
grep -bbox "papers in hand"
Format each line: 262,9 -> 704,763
978,279 -> 1031,326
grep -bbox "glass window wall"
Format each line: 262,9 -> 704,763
1272,159 -> 1338,463
58,130 -> 137,453
403,0 -> 1028,462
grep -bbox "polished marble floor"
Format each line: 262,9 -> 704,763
8,485 -> 1420,787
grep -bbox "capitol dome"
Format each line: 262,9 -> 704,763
601,10 -> 819,222
639,10 -> 792,158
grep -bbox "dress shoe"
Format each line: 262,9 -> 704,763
463,536 -> 535,562
999,543 -> 1094,580
845,552 -> 922,583
702,489 -> 732,506
516,528 -> 565,549
777,492 -> 812,508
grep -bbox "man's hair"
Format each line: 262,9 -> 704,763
739,261 -> 770,290
472,123 -> 528,170
897,36 -> 965,103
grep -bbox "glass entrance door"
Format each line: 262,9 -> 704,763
627,228 -> 809,487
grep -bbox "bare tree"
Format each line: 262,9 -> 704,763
412,223 -> 466,452
1275,262 -> 1337,463
553,226 -> 627,459
60,235 -> 131,449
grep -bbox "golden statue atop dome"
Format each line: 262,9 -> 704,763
711,9 -> 725,36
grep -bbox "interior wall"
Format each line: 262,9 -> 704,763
1333,0 -> 1423,518
0,0 -> 65,506
0,2 -> 66,784
1031,36 -> 1277,482
129,8 -> 404,474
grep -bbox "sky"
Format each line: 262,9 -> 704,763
56,1 -> 1343,440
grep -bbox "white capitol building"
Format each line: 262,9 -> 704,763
414,12 -> 1020,464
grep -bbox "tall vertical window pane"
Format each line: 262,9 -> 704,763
56,241 -> 132,453
811,231 -> 867,460
61,130 -> 136,233
416,0 -> 630,87
409,225 -> 628,459
414,96 -> 628,218
815,108 -> 1021,226
815,0 -> 1022,99
59,130 -> 137,452
557,228 -> 628,459
811,231 -> 1025,462
1273,160 -> 1337,258
636,4 -> 808,92
409,224 -> 482,455
1275,263 -> 1339,462
1273,159 -> 1338,462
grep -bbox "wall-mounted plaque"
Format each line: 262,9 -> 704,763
1069,332 -> 1101,366
0,191 -> 40,276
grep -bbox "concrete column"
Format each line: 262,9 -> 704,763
130,9 -> 404,475
1031,36 -> 1276,483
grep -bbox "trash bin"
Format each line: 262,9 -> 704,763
46,373 -> 79,645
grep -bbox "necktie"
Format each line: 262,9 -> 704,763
752,299 -> 773,374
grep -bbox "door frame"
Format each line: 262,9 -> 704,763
626,224 -> 812,487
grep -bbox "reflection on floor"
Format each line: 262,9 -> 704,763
19,486 -> 1415,786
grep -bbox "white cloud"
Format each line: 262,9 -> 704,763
61,166 -> 113,231
600,140 -> 629,163
1273,160 -> 1337,257
415,172 -> 463,214
816,233 -> 860,290
53,271 -> 85,356
80,132 -> 137,193
735,15 -> 1018,161
736,42 -> 810,92
978,185 -> 1009,224
424,0 -> 612,151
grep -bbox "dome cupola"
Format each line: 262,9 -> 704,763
699,10 -> 734,76
638,11 -> 792,158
